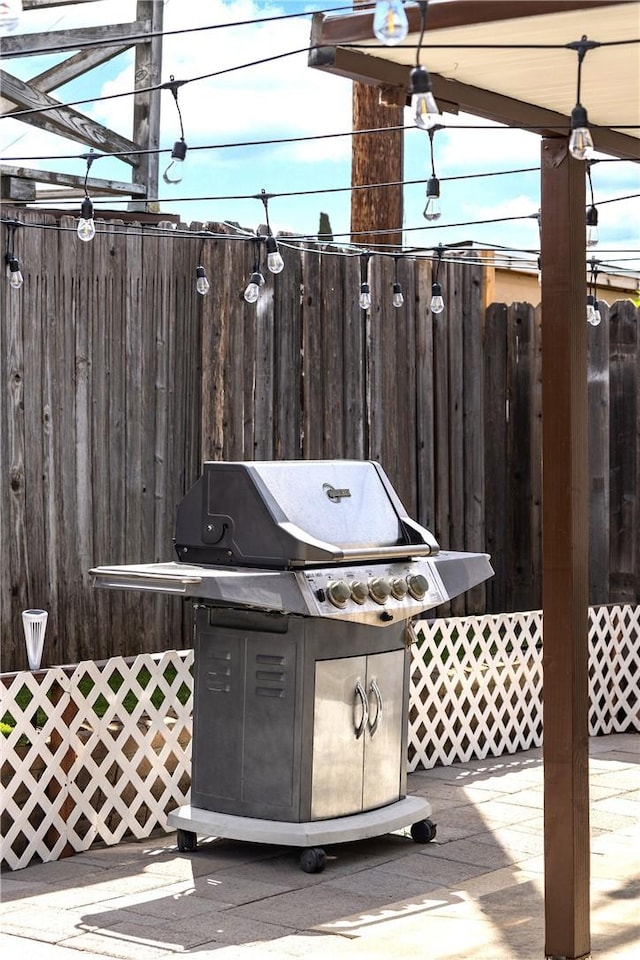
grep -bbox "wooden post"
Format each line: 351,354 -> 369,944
540,136 -> 590,959
351,81 -> 404,248
130,0 -> 164,210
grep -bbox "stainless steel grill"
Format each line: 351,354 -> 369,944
90,459 -> 493,872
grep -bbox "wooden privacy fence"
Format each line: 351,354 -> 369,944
2,209 -> 639,669
2,605 -> 638,871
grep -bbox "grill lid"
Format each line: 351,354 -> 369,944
174,460 -> 439,568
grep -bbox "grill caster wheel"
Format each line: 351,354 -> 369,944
300,847 -> 327,873
410,818 -> 437,844
177,829 -> 198,853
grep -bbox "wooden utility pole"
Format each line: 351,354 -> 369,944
540,136 -> 591,960
351,81 -> 404,249
350,0 -> 404,249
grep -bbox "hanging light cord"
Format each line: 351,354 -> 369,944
81,149 -> 99,197
258,188 -> 275,234
568,35 -> 600,106
587,161 -> 596,208
162,77 -> 187,143
415,0 -> 428,67
433,243 -> 445,282
589,256 -> 599,297
428,127 -> 439,177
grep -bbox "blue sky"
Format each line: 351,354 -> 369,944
2,0 -> 638,271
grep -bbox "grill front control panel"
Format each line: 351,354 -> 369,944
297,558 -> 448,623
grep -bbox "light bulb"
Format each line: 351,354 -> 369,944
586,294 -> 598,325
392,282 -> 404,308
77,196 -> 95,242
266,236 -> 284,274
195,265 -> 210,296
592,302 -> 602,326
430,281 -> 444,314
244,272 -> 262,303
163,139 -> 187,184
359,282 -> 371,310
373,0 -> 408,46
569,105 -> 594,160
423,176 -> 441,221
410,66 -> 440,131
7,256 -> 23,289
586,205 -> 599,246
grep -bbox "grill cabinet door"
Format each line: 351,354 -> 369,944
362,649 -> 405,810
311,656 -> 367,819
311,649 -> 405,819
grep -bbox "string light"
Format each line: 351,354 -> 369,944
194,232 -> 212,295
587,257 -> 604,326
373,0 -> 408,46
586,162 -> 599,246
430,244 -> 445,314
259,190 -> 285,273
195,266 -> 210,295
392,256 -> 404,307
423,126 -> 442,221
4,222 -> 23,289
409,1 -> 440,131
162,77 -> 188,185
567,36 -> 598,160
244,237 -> 265,304
77,151 -> 97,242
4,218 -> 23,290
359,252 -> 372,310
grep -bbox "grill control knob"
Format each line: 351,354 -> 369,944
407,573 -> 429,600
368,577 -> 391,604
326,579 -> 351,608
391,577 -> 408,599
350,580 -> 368,605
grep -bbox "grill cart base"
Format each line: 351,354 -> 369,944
168,796 -> 436,873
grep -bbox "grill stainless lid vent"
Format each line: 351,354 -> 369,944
174,460 -> 439,568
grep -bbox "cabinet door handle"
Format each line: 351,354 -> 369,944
354,679 -> 369,739
368,678 -> 383,736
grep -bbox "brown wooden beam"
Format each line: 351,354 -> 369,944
540,136 -> 591,960
314,1 -> 629,45
309,46 -> 640,162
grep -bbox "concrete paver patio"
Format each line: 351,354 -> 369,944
1,733 -> 638,959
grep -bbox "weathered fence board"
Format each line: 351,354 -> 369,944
609,300 -> 639,603
1,208 -> 639,669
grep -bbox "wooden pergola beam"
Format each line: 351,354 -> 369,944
309,45 -> 640,162
0,70 -> 140,164
0,20 -> 150,58
0,163 -> 147,196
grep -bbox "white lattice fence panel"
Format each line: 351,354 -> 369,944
408,611 -> 544,771
408,605 -> 640,771
589,604 -> 640,734
1,668 -> 74,870
1,651 -> 193,870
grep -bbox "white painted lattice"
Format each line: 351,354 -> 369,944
1,651 -> 193,870
408,604 -> 640,771
2,607 -> 639,870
